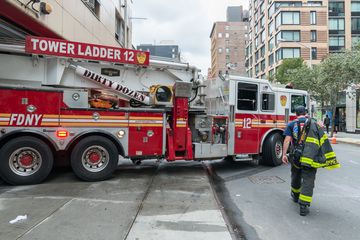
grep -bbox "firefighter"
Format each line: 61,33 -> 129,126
282,106 -> 340,216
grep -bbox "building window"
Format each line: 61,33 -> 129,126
115,12 -> 125,46
237,83 -> 258,111
307,1 -> 322,6
352,36 -> 360,47
218,48 -> 223,54
269,69 -> 275,79
329,18 -> 345,34
225,33 -> 230,38
311,30 -> 317,42
276,48 -> 301,61
255,50 -> 259,62
276,31 -> 300,42
218,33 -> 223,38
260,16 -> 265,28
281,12 -> 300,25
261,45 -> 265,57
261,60 -> 266,71
82,0 -> 100,18
268,21 -> 274,36
255,64 -> 260,75
269,37 -> 275,51
225,26 -> 230,30
352,2 -> 360,16
275,2 -> 302,10
310,11 -> 317,25
352,18 -> 360,34
268,3 -> 275,18
260,2 -> 265,13
269,53 -> 274,66
255,37 -> 259,48
262,93 -> 275,111
226,48 -> 230,54
329,2 -> 345,17
261,31 -> 266,43
329,36 -> 345,51
311,47 -> 317,60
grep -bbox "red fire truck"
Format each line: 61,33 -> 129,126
0,37 -> 308,185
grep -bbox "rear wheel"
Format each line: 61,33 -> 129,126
262,133 -> 283,166
0,137 -> 54,185
71,136 -> 118,181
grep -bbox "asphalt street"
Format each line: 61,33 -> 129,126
209,143 -> 360,240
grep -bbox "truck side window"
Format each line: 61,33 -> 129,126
261,93 -> 275,111
237,83 -> 258,111
291,95 -> 306,113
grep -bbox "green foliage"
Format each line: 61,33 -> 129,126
275,58 -> 305,84
278,47 -> 360,136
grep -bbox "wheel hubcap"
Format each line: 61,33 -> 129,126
9,147 -> 42,176
275,141 -> 283,159
82,146 -> 109,172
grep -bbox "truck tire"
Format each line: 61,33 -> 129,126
70,136 -> 118,181
262,133 -> 283,166
0,136 -> 54,185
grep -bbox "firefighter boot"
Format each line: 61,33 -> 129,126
291,192 -> 299,203
299,204 -> 309,216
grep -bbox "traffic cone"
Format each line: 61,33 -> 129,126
331,134 -> 337,144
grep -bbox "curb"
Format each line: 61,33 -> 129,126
334,138 -> 360,146
202,162 -> 246,240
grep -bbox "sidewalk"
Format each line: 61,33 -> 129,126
0,161 -> 231,240
329,132 -> 360,146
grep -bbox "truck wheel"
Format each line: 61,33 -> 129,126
262,133 -> 283,166
71,136 -> 118,181
0,137 -> 53,185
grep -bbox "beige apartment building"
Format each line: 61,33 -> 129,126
328,1 -> 360,52
246,0 -> 329,79
209,21 -> 249,79
0,0 -> 132,48
246,0 -> 360,79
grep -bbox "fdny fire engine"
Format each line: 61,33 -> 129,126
0,37 -> 308,185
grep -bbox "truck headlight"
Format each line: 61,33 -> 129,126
117,130 -> 126,138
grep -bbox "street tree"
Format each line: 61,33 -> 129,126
275,58 -> 305,84
318,48 -> 360,136
278,48 -> 360,137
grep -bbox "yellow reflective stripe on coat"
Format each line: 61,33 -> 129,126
300,157 -> 325,168
325,164 -> 341,170
306,137 -> 319,146
320,134 -> 328,146
299,194 -> 312,203
292,187 -> 301,193
325,151 -> 336,159
300,156 -> 341,169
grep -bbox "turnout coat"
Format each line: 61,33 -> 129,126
300,119 -> 341,169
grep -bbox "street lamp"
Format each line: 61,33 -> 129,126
277,38 -> 312,68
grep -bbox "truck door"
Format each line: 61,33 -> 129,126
234,82 -> 260,154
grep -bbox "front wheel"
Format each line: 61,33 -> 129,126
262,133 -> 283,166
70,136 -> 118,181
0,137 -> 54,185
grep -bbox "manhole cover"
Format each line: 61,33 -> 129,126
248,176 -> 285,184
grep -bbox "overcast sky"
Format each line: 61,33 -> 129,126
132,0 -> 249,75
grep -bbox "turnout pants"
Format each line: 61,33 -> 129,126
291,164 -> 317,206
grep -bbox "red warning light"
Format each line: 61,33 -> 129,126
56,129 -> 69,139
